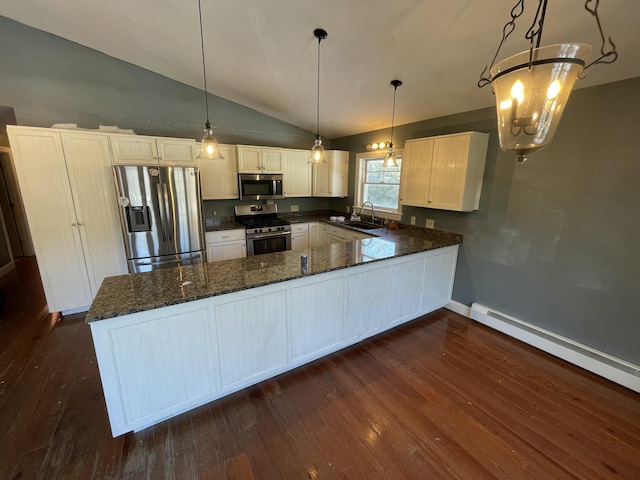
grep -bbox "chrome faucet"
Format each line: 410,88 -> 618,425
360,201 -> 376,223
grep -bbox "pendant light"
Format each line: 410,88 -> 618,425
310,28 -> 328,164
383,80 -> 402,168
478,0 -> 617,163
196,0 -> 224,160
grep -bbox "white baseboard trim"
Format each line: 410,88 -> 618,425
469,303 -> 640,394
446,300 -> 472,318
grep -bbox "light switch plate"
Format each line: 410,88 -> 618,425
291,205 -> 299,212
426,219 -> 435,229
410,216 -> 416,225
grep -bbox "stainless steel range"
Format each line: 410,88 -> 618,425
234,204 -> 291,256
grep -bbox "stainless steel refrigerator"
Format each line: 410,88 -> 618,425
113,165 -> 205,273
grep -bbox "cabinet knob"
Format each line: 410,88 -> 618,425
71,223 -> 77,227
78,222 -> 84,226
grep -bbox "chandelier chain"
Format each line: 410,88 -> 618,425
478,0 -> 617,88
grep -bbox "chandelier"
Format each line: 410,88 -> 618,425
478,0 -> 618,163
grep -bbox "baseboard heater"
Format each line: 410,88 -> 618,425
467,302 -> 640,394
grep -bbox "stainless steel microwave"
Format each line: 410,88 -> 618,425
238,174 -> 284,200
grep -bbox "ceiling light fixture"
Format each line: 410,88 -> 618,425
196,0 -> 224,160
478,0 -> 618,163
383,80 -> 402,168
310,28 -> 328,164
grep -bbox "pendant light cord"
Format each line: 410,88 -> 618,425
197,0 -> 210,127
389,86 -> 397,148
388,80 -> 402,148
316,36 -> 321,138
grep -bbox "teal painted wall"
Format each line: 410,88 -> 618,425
0,16 -> 318,149
331,77 -> 640,365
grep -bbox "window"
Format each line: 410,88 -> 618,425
354,151 -> 402,218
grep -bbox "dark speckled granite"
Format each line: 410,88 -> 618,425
86,220 -> 461,323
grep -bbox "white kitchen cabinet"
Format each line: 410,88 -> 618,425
237,145 -> 283,173
110,134 -> 197,166
312,150 -> 349,197
205,229 -> 246,262
291,223 -> 309,251
282,149 -> 312,197
90,245 -> 458,436
400,131 -> 489,212
399,138 -> 434,208
200,144 -> 239,200
308,222 -> 322,247
7,126 -> 127,312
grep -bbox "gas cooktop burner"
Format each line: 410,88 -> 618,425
234,204 -> 291,235
238,217 -> 289,229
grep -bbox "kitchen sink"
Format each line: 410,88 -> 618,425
343,221 -> 381,230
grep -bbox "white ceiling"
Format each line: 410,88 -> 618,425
2,0 -> 638,138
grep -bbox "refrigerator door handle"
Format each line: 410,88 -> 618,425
163,183 -> 174,243
156,183 -> 168,242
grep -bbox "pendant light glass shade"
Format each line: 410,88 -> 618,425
490,43 -> 590,163
199,122 -> 224,160
383,79 -> 402,168
196,0 -> 224,161
310,28 -> 328,164
383,149 -> 397,168
311,136 -> 325,163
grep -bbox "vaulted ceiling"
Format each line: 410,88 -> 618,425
2,0 -> 638,138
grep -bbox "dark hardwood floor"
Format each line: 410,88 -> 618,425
1,257 -> 639,479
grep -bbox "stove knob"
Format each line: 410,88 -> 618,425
258,229 -> 262,233
268,227 -> 272,232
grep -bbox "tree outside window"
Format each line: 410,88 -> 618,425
362,157 -> 402,210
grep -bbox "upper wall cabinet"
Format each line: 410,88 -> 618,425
200,144 -> 239,200
110,134 -> 197,166
237,145 -> 283,173
400,131 -> 489,212
282,149 -> 312,197
312,150 -> 349,198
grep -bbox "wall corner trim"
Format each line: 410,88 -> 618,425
469,303 -> 640,394
446,300 -> 472,318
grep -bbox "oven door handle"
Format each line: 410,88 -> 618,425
248,231 -> 291,240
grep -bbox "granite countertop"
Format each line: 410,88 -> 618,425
87,216 -> 462,323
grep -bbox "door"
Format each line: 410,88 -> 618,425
160,166 -> 204,255
110,135 -> 158,165
8,128 -> 93,311
399,139 -> 434,208
0,148 -> 34,257
428,134 -> 471,211
61,132 -> 128,294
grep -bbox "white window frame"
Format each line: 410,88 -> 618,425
352,150 -> 403,222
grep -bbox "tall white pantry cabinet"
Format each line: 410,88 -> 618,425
7,126 -> 128,313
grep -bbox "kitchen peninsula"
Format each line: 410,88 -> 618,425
87,221 -> 462,436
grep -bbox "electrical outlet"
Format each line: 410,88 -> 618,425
410,216 -> 416,225
212,210 -> 217,216
426,219 -> 435,229
291,205 -> 299,212
346,206 -> 351,213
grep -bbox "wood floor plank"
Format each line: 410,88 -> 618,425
2,257 -> 640,479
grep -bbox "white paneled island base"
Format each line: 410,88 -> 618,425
90,245 -> 458,436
